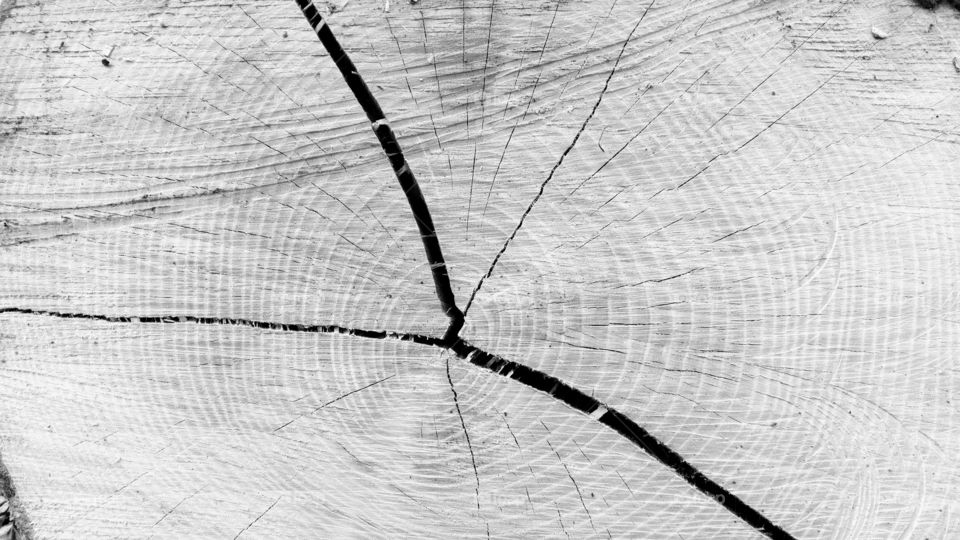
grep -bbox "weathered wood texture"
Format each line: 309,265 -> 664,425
1,0 -> 959,537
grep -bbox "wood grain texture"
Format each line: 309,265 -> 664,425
2,0 -> 959,538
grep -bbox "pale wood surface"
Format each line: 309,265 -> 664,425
1,0 -> 959,538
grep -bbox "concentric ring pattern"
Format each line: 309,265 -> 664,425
1,0 -> 959,538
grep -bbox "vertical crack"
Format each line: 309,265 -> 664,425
547,439 -> 596,533
294,0 -> 464,343
444,356 -> 483,519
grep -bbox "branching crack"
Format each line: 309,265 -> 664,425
294,0 -> 464,343
3,305 -> 795,539
1,4 -> 798,539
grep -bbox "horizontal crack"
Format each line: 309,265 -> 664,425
3,306 -> 794,539
0,307 -> 444,347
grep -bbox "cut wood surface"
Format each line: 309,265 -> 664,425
1,0 -> 959,538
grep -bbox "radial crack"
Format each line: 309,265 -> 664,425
445,356 -> 483,515
463,3 -> 655,316
3,3 -> 799,537
3,306 -> 795,538
447,340 -> 796,540
0,307 -> 445,347
294,0 -> 464,343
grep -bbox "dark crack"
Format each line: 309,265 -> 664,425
294,0 -> 464,343
915,0 -> 960,9
2,305 -> 795,539
1,3 -> 800,538
0,307 -> 445,347
292,2 -> 793,537
447,340 -> 796,540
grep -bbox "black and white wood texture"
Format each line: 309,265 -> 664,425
1,0 -> 959,538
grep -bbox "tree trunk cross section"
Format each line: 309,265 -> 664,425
1,0 -> 958,538
292,2 -> 793,537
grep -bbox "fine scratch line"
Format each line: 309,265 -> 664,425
233,496 -> 281,539
463,3 -> 655,316
446,356 -> 483,515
